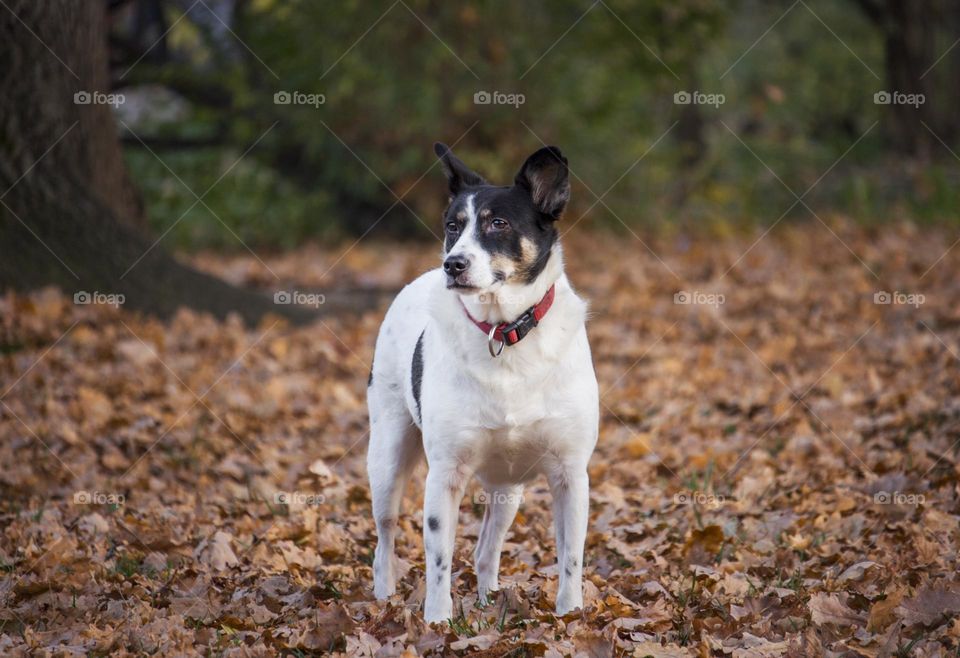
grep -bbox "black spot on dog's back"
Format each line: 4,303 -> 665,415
412,330 -> 425,423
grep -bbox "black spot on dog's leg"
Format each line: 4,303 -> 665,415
412,331 -> 425,423
427,516 -> 439,531
435,554 -> 443,567
565,567 -> 572,577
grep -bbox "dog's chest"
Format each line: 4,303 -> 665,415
481,367 -> 547,423
453,360 -> 575,478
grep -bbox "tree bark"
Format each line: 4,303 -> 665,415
0,1 -> 375,325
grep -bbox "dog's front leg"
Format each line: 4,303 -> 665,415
548,466 -> 589,615
474,483 -> 523,604
422,462 -> 468,623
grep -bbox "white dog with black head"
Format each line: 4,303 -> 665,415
366,142 -> 599,622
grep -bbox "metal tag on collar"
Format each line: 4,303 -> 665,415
487,325 -> 505,357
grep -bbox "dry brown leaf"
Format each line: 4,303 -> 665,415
202,531 -> 239,571
808,592 -> 866,627
867,589 -> 905,632
896,585 -> 960,627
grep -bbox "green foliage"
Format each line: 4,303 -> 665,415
125,148 -> 336,250
120,0 -> 960,250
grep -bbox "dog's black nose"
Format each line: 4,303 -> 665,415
443,255 -> 469,275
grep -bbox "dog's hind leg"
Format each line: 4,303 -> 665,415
473,484 -> 522,604
367,393 -> 421,600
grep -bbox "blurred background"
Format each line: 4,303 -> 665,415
107,0 -> 960,251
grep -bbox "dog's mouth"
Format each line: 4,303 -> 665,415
446,278 -> 479,292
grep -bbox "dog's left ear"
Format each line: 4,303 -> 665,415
515,146 -> 569,219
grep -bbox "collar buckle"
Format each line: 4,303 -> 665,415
499,308 -> 539,346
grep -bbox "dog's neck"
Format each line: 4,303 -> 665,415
457,245 -> 564,324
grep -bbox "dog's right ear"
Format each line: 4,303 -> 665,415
434,142 -> 485,195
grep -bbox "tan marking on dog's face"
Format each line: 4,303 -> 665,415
489,253 -> 517,280
514,237 -> 541,281
490,236 -> 542,284
520,237 -> 538,265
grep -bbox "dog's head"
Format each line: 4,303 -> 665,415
434,142 -> 569,295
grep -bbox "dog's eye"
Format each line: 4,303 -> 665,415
445,221 -> 459,234
491,218 -> 509,229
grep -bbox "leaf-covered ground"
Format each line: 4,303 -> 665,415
2,220 -> 959,657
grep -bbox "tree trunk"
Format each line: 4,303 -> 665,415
0,1 -> 372,325
881,0 -> 935,156
854,0 -> 960,156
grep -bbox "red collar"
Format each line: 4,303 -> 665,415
460,284 -> 556,351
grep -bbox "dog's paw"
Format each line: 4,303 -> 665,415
423,607 -> 453,624
476,586 -> 499,608
423,596 -> 453,624
555,595 -> 583,617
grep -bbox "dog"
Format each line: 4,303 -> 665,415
366,142 -> 599,623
